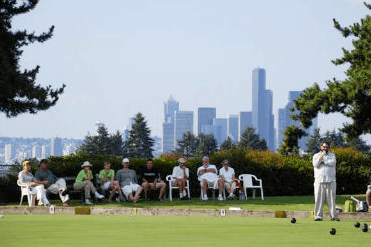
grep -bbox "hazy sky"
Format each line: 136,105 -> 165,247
1,0 -> 370,141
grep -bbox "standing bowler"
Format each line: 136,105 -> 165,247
312,142 -> 339,221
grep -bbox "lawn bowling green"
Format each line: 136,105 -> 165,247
0,215 -> 371,247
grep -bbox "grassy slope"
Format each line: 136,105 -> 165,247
0,215 -> 370,247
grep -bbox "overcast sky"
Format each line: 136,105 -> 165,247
1,0 -> 370,142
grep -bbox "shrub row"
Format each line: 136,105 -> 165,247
1,147 -> 370,203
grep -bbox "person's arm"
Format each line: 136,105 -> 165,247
110,170 -> 115,181
312,152 -> 324,168
184,167 -> 189,179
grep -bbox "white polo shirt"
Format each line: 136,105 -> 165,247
172,165 -> 189,179
219,167 -> 235,183
197,164 -> 218,182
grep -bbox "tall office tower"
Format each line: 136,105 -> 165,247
162,96 -> 180,153
198,107 -> 216,135
174,111 -> 194,148
5,144 -> 13,164
227,114 -> 239,143
239,111 -> 252,141
213,118 -> 227,145
277,91 -> 318,151
41,145 -> 47,159
50,137 -> 63,156
31,145 -> 41,159
252,68 -> 275,150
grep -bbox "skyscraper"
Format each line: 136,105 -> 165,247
252,68 -> 275,150
50,137 -> 63,156
239,111 -> 252,141
174,111 -> 194,148
5,144 -> 13,164
162,96 -> 179,153
277,91 -> 318,151
227,114 -> 239,143
198,107 -> 216,135
213,118 -> 227,145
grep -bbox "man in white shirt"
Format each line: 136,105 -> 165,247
312,142 -> 338,221
171,157 -> 190,200
219,159 -> 237,200
197,156 -> 219,201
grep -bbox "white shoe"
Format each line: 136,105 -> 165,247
94,191 -> 104,199
218,195 -> 224,201
85,199 -> 93,205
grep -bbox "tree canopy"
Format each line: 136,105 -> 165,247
239,127 -> 267,151
292,3 -> 371,139
0,0 -> 65,117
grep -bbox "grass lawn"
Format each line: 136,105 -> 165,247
0,214 -> 370,247
35,194 -> 365,212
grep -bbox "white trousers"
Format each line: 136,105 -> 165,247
30,184 -> 50,205
47,178 -> 69,202
314,181 -> 337,219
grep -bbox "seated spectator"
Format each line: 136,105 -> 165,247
18,160 -> 51,207
115,158 -> 143,202
171,157 -> 190,200
141,159 -> 166,201
366,183 -> 371,207
73,161 -> 104,205
99,161 -> 125,202
197,156 -> 220,201
219,159 -> 238,200
34,159 -> 70,206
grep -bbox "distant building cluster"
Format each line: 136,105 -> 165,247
162,68 -> 317,153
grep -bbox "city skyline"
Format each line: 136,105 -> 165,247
0,0 -> 369,144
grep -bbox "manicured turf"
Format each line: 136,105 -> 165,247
0,215 -> 370,247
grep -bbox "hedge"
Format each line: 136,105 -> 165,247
1,147 -> 370,203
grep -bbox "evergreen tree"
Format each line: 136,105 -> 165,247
293,3 -> 371,139
306,128 -> 322,154
109,131 -> 123,156
196,133 -> 218,157
123,112 -> 154,159
176,131 -> 197,157
239,127 -> 267,151
0,0 -> 65,117
278,125 -> 307,155
220,136 -> 235,150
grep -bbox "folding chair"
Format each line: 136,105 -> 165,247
166,175 -> 190,201
238,174 -> 264,200
17,180 -> 36,207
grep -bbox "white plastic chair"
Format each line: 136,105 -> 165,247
238,174 -> 264,200
17,180 -> 36,206
166,175 -> 190,201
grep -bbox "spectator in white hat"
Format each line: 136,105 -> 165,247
115,158 -> 143,202
171,157 -> 190,200
73,161 -> 104,205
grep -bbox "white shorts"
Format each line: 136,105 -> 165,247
200,180 -> 218,189
102,182 -> 111,192
122,184 -> 140,198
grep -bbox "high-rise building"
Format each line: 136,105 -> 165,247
277,91 -> 318,151
50,137 -> 63,156
213,118 -> 227,145
198,107 -> 216,135
239,111 -> 252,141
162,96 -> 180,153
31,145 -> 41,159
41,145 -> 47,159
252,68 -> 275,150
227,114 -> 239,143
174,111 -> 194,148
5,144 -> 13,164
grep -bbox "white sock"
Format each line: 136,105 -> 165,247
179,192 -> 183,198
219,194 -> 222,197
229,193 -> 233,197
183,190 -> 186,195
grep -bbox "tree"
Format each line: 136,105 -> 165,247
78,126 -> 123,155
239,127 -> 267,151
0,0 -> 65,117
194,133 -> 218,157
293,3 -> 371,139
278,125 -> 307,155
123,112 -> 154,159
220,136 -> 235,150
176,131 -> 198,157
306,128 -> 322,154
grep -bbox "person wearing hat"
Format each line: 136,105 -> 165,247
98,161 -> 125,202
219,159 -> 237,200
197,156 -> 219,201
171,157 -> 190,200
73,161 -> 104,205
34,159 -> 70,206
18,160 -> 51,207
115,158 -> 143,202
